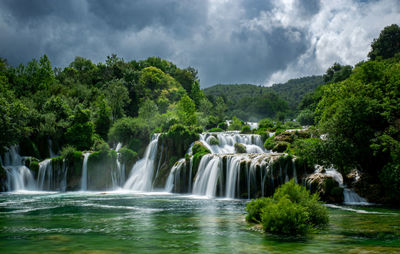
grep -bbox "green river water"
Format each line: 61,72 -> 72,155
0,192 -> 399,253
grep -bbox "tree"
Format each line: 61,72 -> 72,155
93,96 -> 112,140
368,24 -> 400,60
214,96 -> 227,122
323,62 -> 353,83
177,94 -> 196,126
0,86 -> 30,151
65,107 -> 94,150
105,79 -> 130,121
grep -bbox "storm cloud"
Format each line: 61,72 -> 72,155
0,0 -> 399,87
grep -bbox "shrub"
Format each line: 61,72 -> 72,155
234,143 -> 246,153
264,136 -> 275,150
246,180 -> 328,235
208,136 -> 219,145
273,142 -> 289,153
217,122 -> 228,130
192,141 -> 211,155
258,118 -> 274,129
261,196 -> 309,235
241,125 -> 251,134
245,197 -> 270,223
208,127 -> 224,132
118,147 -> 137,165
60,145 -> 78,159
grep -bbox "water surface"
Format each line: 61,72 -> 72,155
0,192 -> 399,253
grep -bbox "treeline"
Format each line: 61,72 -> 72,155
203,75 -> 324,121
0,55 -> 228,158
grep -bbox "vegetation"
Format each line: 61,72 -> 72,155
204,76 -> 323,121
246,180 -> 328,235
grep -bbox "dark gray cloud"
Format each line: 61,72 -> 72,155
0,0 -> 399,87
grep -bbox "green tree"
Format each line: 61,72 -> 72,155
214,96 -> 227,122
105,79 -> 130,121
177,95 -> 196,126
93,96 -> 112,140
368,24 -> 400,60
65,107 -> 95,150
323,62 -> 353,83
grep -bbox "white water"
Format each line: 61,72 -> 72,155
343,188 -> 369,205
191,153 -> 286,198
48,139 -> 56,157
80,153 -> 90,191
311,165 -> 369,205
2,146 -> 37,191
164,159 -> 186,193
37,159 -> 52,190
124,134 -> 160,191
198,132 -> 265,154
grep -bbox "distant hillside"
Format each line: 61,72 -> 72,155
269,76 -> 324,109
203,75 -> 324,121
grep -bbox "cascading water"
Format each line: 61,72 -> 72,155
124,134 -> 160,191
198,132 -> 265,154
2,146 -> 36,191
161,131 -> 300,198
37,159 -> 52,190
80,153 -> 90,191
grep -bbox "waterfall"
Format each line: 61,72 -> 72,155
37,159 -> 52,190
198,132 -> 266,154
2,146 -> 36,191
192,154 -> 221,197
48,139 -> 56,157
189,153 -> 286,198
343,188 -> 368,205
164,159 -> 186,193
124,134 -> 160,191
80,153 -> 90,191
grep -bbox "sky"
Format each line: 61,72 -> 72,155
0,0 -> 399,88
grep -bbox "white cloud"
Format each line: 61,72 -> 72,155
264,0 -> 400,86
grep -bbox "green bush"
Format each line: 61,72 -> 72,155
245,197 -> 270,223
217,122 -> 228,130
261,196 -> 309,235
258,118 -> 274,129
234,143 -> 246,153
92,134 -> 109,151
118,147 -> 137,165
273,141 -> 289,153
208,136 -> 219,145
192,141 -> 211,155
60,145 -> 78,159
246,180 -> 328,235
264,136 -> 275,150
208,127 -> 224,132
241,125 -> 251,134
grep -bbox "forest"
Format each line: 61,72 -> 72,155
1,24 -> 400,205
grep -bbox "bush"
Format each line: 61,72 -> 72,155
258,118 -> 274,129
208,127 -> 224,132
60,145 -> 78,159
92,134 -> 109,151
261,196 -> 309,235
118,147 -> 137,165
217,122 -> 228,130
245,197 -> 270,223
234,143 -> 246,153
241,125 -> 251,134
273,142 -> 289,153
208,136 -> 219,145
264,136 -> 275,150
246,180 -> 328,235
